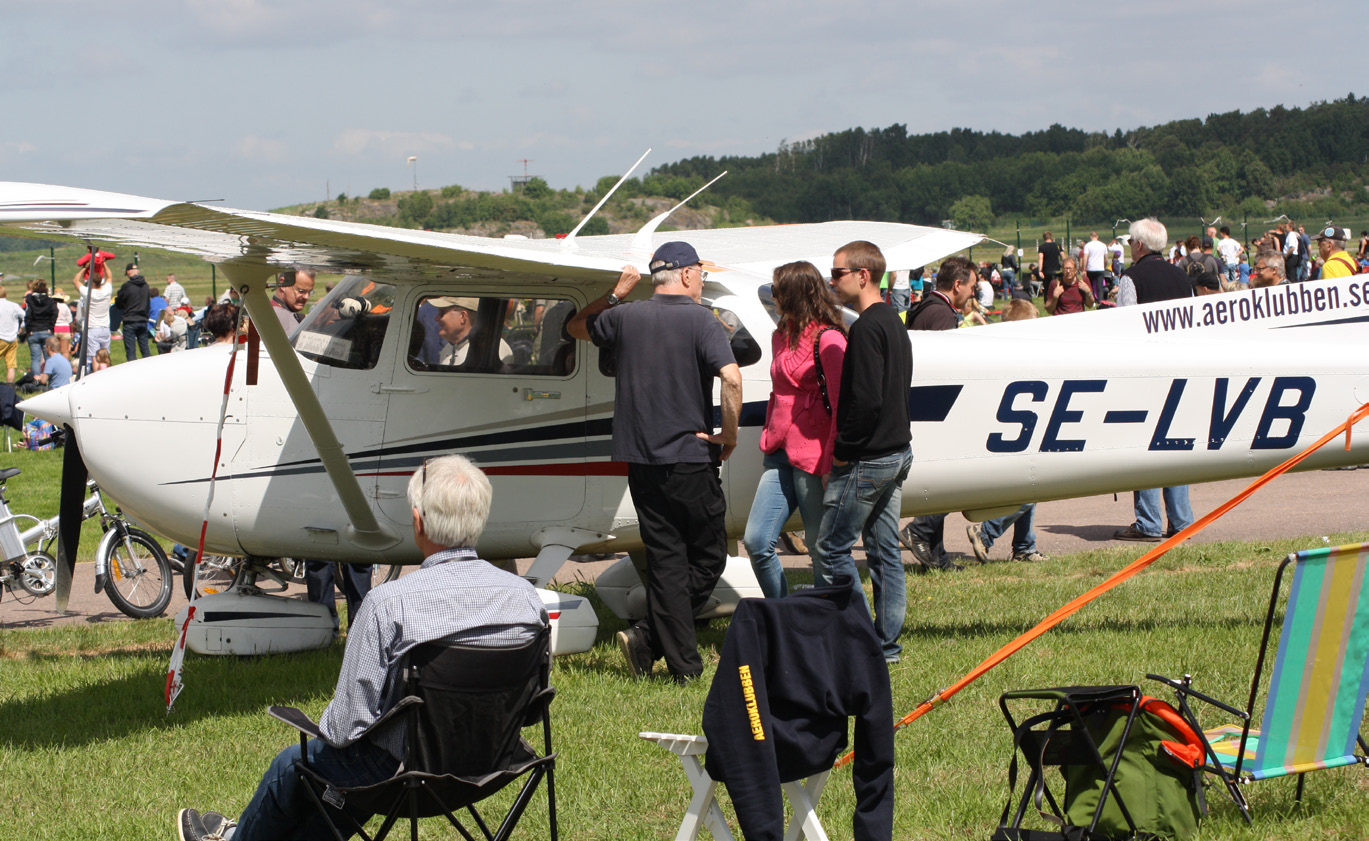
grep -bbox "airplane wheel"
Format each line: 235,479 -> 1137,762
370,564 -> 402,587
184,554 -> 244,600
17,552 -> 57,596
100,528 -> 173,619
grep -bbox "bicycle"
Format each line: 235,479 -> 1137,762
0,467 -> 174,619
182,555 -> 401,599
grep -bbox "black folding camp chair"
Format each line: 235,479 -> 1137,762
269,626 -> 557,841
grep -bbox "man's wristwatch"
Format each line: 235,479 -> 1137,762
606,292 -> 621,307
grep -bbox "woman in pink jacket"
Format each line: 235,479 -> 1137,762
743,261 -> 847,597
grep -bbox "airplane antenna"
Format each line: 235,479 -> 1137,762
562,147 -> 652,246
629,171 -> 728,253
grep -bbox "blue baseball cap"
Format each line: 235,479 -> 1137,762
649,241 -> 700,273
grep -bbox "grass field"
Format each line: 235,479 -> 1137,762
2,214 -> 1368,839
4,529 -> 1369,840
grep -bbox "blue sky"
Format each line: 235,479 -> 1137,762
2,0 -> 1356,210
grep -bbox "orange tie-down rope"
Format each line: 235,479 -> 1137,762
835,400 -> 1369,770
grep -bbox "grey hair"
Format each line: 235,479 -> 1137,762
1257,251 -> 1286,278
1129,218 -> 1168,253
650,266 -> 685,288
406,454 -> 493,549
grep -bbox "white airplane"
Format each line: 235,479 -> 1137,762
4,180 -> 1369,655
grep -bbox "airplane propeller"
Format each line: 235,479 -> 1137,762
53,424 -> 89,612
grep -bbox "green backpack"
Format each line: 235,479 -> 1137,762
1059,696 -> 1206,840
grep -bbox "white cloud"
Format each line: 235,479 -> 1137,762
0,141 -> 38,158
333,130 -> 459,158
232,135 -> 289,163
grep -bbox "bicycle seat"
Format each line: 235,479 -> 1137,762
0,467 -> 20,482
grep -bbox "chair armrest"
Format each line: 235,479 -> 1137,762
361,695 -> 423,737
268,705 -> 322,739
1146,674 -> 1249,719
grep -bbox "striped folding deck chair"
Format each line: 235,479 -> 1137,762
1151,541 -> 1369,821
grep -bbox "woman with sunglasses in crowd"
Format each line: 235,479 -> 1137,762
742,261 -> 848,598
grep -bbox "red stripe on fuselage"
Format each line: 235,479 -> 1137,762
358,462 -> 629,478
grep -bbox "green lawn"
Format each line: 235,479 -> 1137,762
4,532 -> 1369,840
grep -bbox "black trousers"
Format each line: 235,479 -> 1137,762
305,561 -> 373,631
627,461 -> 728,678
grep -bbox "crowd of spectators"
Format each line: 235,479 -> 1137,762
0,260 -> 249,393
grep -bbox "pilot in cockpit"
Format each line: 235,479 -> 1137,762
427,296 -> 513,368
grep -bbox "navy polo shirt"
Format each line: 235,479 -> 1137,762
587,294 -> 736,465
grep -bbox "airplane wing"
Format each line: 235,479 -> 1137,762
0,183 -> 982,282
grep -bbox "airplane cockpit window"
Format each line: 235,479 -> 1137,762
407,295 -> 577,377
293,275 -> 395,370
708,302 -> 762,367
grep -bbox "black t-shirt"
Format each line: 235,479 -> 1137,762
1039,241 -> 1062,275
587,294 -> 735,464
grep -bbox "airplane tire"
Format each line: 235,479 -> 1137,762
100,528 -> 173,619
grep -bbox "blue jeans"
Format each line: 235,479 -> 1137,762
233,736 -> 399,840
978,503 -> 1037,556
743,449 -> 827,598
26,330 -> 51,372
1133,487 -> 1193,537
814,446 -> 912,660
123,323 -> 151,360
889,287 -> 911,314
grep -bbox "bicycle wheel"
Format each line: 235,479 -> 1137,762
184,554 -> 245,600
370,564 -> 402,588
99,528 -> 173,619
17,552 -> 57,596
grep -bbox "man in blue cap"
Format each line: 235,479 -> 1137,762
569,241 -> 742,684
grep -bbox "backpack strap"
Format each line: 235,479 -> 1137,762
813,326 -> 837,415
1330,255 -> 1359,275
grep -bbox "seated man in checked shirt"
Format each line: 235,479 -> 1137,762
178,455 -> 548,841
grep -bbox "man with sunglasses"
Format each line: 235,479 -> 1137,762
568,241 -> 742,685
813,240 -> 913,663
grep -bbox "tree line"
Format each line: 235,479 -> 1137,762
646,95 -> 1369,229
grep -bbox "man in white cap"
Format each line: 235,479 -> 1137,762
426,296 -> 514,367
568,241 -> 742,684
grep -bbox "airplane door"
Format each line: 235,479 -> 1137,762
232,277 -> 396,560
376,291 -> 587,555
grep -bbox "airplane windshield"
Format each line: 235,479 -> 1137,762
293,275 -> 395,370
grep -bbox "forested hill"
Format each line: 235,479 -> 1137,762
649,95 -> 1369,227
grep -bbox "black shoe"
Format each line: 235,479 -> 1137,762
672,672 -> 701,687
617,627 -> 654,678
1164,526 -> 1186,539
926,557 -> 965,572
199,812 -> 235,840
178,809 -> 204,841
898,523 -> 922,556
1113,525 -> 1162,542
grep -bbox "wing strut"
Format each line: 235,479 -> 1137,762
223,262 -> 400,552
